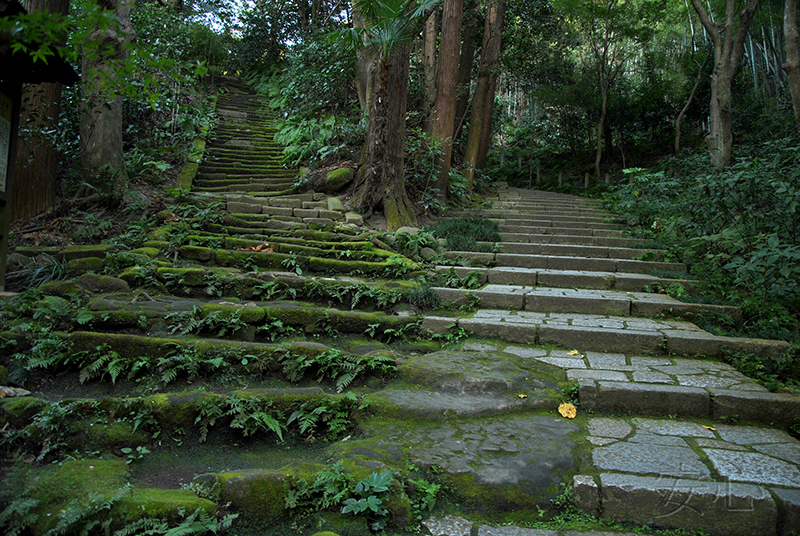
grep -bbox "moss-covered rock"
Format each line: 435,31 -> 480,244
29,459 -> 130,535
157,267 -> 209,287
214,249 -> 301,271
143,391 -> 214,429
83,420 -> 148,449
200,302 -> 266,324
38,280 -> 85,297
69,332 -> 188,362
118,488 -> 216,523
77,273 -> 131,293
216,470 -> 290,519
61,244 -> 114,261
134,247 -> 161,258
179,245 -> 215,262
0,396 -> 45,426
68,256 -> 105,273
318,167 -> 354,194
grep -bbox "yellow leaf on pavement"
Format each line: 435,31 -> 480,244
701,425 -> 716,431
558,402 -> 577,419
567,350 -> 580,356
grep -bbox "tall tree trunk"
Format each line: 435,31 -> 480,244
353,6 -> 380,113
431,0 -> 463,204
784,0 -> 800,130
10,0 -> 69,222
463,0 -> 504,190
80,0 -> 135,196
454,0 -> 477,140
350,45 -> 417,231
423,12 -> 438,132
593,89 -> 608,178
689,0 -> 759,167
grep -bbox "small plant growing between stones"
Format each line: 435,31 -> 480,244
341,470 -> 392,531
284,464 -> 394,532
282,254 -> 303,275
120,445 -> 150,464
384,255 -> 412,278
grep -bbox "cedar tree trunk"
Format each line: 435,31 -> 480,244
463,0 -> 504,190
350,44 -> 417,231
431,0 -> 463,203
80,0 -> 135,196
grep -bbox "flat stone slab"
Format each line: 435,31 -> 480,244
334,415 -> 579,510
597,473 -> 777,536
367,387 -> 555,418
399,350 -> 559,394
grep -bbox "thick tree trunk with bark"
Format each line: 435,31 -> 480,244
10,0 -> 68,221
80,0 -> 135,196
354,6 -> 380,113
350,45 -> 417,231
454,0 -> 477,140
431,0 -> 463,203
463,0 -> 504,190
423,12 -> 437,132
784,0 -> 800,130
689,0 -> 759,167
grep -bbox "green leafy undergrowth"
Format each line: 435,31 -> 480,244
424,217 -> 501,252
607,143 -> 800,352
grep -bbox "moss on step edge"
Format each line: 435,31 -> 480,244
23,459 -> 215,535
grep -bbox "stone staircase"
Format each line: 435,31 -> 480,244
2,78 -> 799,536
193,77 -> 297,195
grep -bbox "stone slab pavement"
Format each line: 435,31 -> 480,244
422,516 -> 642,536
423,309 -> 790,359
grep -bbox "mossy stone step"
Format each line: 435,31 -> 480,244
10,459 -> 216,536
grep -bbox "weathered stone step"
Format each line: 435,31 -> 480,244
422,309 -> 790,358
573,415 -> 800,536
433,285 -> 741,321
443,251 -> 685,274
450,210 -> 612,222
500,221 -> 624,232
436,265 -> 697,292
499,233 -> 642,247
495,241 -> 663,260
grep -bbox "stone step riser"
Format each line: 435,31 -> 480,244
432,286 -> 740,321
442,251 -> 685,274
500,233 -> 645,248
423,312 -> 789,360
495,242 -> 661,261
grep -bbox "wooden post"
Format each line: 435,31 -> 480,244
0,82 -> 21,292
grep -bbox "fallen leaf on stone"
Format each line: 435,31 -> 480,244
558,402 -> 577,419
701,425 -> 716,431
568,350 -> 580,356
517,393 -> 528,399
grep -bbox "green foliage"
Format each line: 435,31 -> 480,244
195,394 -> 286,443
424,217 -> 501,252
404,130 -> 444,213
285,464 -> 393,532
607,141 -> 800,344
5,254 -> 70,290
428,268 -> 484,290
278,348 -> 396,392
286,393 -> 360,441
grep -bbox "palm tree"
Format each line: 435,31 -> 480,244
348,0 -> 439,231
